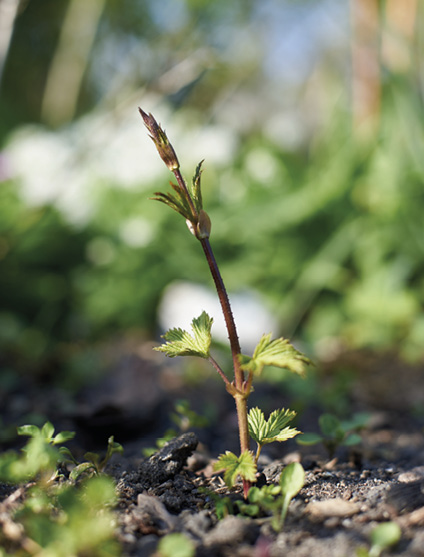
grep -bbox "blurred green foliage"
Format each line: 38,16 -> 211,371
1,0 -> 423,388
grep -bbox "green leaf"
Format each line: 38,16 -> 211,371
41,422 -> 55,440
248,407 -> 300,446
280,462 -> 305,500
369,522 -> 401,556
278,462 -> 305,528
52,431 -> 76,445
214,451 -> 257,488
84,452 -> 101,469
248,484 -> 281,508
69,462 -> 97,481
17,425 -> 41,438
319,413 -> 342,438
59,446 -> 78,465
154,311 -> 213,358
158,533 -> 195,557
239,333 -> 311,377
296,432 -> 324,446
191,160 -> 204,213
342,433 -> 362,447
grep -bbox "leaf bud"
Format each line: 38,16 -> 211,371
139,108 -> 180,170
196,210 -> 211,239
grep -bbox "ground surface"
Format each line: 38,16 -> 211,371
1,339 -> 424,556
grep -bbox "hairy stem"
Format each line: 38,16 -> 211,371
199,238 -> 243,388
200,237 -> 251,485
208,355 -> 230,386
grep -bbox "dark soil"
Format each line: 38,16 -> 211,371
1,339 -> 424,556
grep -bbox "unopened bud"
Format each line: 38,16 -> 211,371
196,210 -> 211,239
139,108 -> 180,170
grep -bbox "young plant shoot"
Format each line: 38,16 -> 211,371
139,109 -> 311,497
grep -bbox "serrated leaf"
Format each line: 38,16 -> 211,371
248,407 -> 300,446
214,451 -> 257,488
239,333 -> 311,377
154,311 -> 213,358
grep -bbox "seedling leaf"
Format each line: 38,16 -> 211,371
280,462 -> 305,500
158,533 -> 195,557
278,462 -> 305,528
52,431 -> 76,445
17,424 -> 41,438
214,450 -> 257,488
248,407 -> 300,446
297,432 -> 324,445
343,433 -> 362,447
41,422 -> 55,440
154,311 -> 213,359
70,461 -> 97,481
319,413 -> 343,438
239,333 -> 311,377
369,522 -> 401,557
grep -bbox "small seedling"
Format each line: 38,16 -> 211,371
297,412 -> 369,459
0,421 -> 75,483
142,399 -> 209,457
356,522 -> 401,557
140,109 -> 311,496
60,436 -> 124,481
236,462 -> 305,529
0,424 -> 120,556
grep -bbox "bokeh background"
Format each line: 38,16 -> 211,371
1,0 -> 423,397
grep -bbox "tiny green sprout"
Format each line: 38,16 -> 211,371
157,532 -> 195,557
171,399 -> 209,431
143,399 -> 209,457
248,407 -> 300,463
236,483 -> 282,518
140,109 -> 311,497
297,412 -> 369,459
356,522 -> 401,557
65,436 -> 124,481
15,476 -> 119,556
235,463 -> 305,530
18,421 -> 75,446
0,422 -> 76,482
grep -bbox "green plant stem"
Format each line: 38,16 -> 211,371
208,355 -> 231,385
200,237 -> 251,498
199,238 -> 243,385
